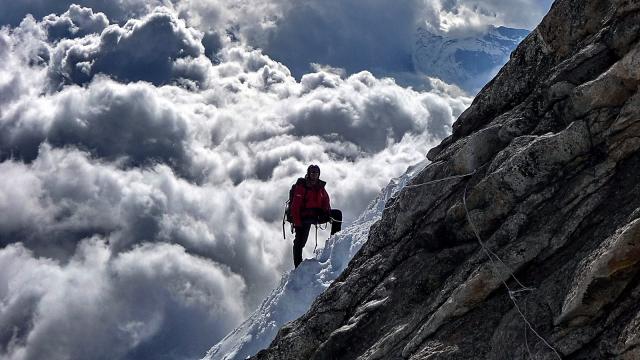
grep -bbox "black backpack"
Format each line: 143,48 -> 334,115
283,180 -> 306,237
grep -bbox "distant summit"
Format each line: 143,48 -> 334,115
413,26 -> 529,93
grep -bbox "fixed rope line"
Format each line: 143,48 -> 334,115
403,172 -> 477,189
510,287 -> 536,295
463,181 -> 562,360
524,301 -> 534,360
462,183 -> 532,291
313,218 -> 331,252
382,170 -> 479,211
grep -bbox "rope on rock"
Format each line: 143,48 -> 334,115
524,301 -> 534,359
403,172 -> 476,189
382,170 -> 479,211
371,161 -> 560,357
372,158 -> 563,356
463,181 -> 562,360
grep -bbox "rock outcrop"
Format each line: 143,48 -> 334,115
254,0 -> 640,359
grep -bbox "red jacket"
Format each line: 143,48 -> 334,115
290,178 -> 331,226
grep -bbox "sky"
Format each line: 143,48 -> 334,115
0,1 -> 552,359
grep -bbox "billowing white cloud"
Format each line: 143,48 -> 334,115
1,0 -> 554,67
421,0 -> 554,36
0,4 -> 478,360
46,7 -> 205,86
42,4 -> 109,41
225,0 -> 553,82
0,146 -> 282,359
0,0 -> 155,27
0,17 -> 50,108
236,0 -> 423,77
0,240 -> 246,360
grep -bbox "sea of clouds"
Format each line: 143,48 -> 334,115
0,1 -> 551,359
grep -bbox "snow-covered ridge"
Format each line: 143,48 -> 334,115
203,160 -> 428,360
413,26 -> 529,93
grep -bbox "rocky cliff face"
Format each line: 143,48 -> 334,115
253,1 -> 640,359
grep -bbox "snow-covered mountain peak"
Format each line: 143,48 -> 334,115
413,25 -> 529,93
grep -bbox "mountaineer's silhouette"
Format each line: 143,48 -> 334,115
283,165 -> 342,268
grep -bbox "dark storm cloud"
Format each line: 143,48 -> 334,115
0,78 -> 193,176
241,0 -> 422,78
41,4 -> 109,41
0,0 -> 153,27
47,7 -> 205,86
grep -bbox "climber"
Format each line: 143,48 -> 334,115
290,164 -> 342,268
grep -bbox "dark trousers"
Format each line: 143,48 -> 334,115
293,209 -> 342,268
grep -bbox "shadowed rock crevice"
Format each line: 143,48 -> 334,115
253,0 -> 640,359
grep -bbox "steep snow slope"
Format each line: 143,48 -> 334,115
204,160 -> 428,360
